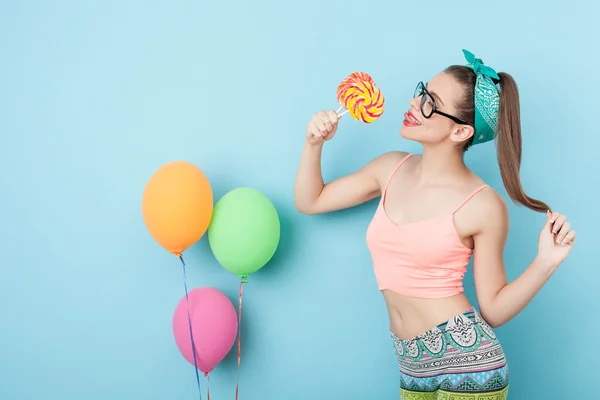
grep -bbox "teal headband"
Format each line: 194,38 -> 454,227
462,49 -> 501,145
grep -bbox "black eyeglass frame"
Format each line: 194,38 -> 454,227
414,81 -> 470,126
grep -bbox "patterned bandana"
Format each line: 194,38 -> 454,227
462,49 -> 501,145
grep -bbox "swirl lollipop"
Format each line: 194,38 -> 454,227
336,72 -> 374,105
336,72 -> 385,123
345,82 -> 384,123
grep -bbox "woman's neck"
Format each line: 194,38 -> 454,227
417,144 -> 470,185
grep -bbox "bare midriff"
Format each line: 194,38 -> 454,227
382,289 -> 472,340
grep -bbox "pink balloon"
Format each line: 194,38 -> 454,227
172,287 -> 238,375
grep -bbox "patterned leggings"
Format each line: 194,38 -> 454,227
392,307 -> 509,400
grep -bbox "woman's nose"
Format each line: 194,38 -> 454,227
409,96 -> 420,112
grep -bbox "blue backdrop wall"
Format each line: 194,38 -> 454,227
1,1 -> 598,399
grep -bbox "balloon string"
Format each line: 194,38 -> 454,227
179,255 -> 203,400
235,280 -> 244,400
206,374 -> 211,400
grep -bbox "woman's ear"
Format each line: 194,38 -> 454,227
450,125 -> 475,144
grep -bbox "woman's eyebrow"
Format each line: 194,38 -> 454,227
426,82 -> 445,106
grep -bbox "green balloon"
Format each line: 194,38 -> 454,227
207,187 -> 280,282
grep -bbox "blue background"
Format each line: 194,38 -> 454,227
1,1 -> 598,399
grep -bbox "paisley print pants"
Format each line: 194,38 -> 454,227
392,307 -> 510,399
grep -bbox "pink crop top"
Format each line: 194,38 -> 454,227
366,154 -> 489,299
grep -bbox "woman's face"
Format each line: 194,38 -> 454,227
400,72 -> 473,146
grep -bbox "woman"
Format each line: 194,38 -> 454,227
293,50 -> 576,399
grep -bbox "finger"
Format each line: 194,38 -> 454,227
322,119 -> 334,133
552,214 -> 567,234
314,120 -> 327,135
326,110 -> 339,124
544,210 -> 555,231
314,117 -> 326,130
309,126 -> 323,139
317,126 -> 330,139
561,230 -> 576,246
556,221 -> 570,243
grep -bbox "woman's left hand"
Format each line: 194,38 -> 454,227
537,211 -> 576,271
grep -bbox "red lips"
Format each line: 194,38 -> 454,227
403,110 -> 421,127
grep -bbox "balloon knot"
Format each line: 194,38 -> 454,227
204,371 -> 209,377
241,276 -> 248,284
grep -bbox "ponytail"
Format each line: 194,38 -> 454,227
496,72 -> 550,213
444,65 -> 551,213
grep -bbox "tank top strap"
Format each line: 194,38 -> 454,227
452,184 -> 490,214
382,153 -> 413,202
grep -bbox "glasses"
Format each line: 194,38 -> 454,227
413,81 -> 470,125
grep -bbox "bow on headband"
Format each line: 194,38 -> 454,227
462,49 -> 501,145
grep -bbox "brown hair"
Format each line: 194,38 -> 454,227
444,65 -> 551,213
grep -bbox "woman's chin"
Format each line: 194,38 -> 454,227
400,125 -> 417,140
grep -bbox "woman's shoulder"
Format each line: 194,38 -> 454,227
373,150 -> 412,162
367,151 -> 415,171
462,179 -> 509,224
364,151 -> 414,182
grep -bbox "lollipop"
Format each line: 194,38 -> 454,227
336,72 -> 384,123
346,82 -> 384,123
336,72 -> 374,105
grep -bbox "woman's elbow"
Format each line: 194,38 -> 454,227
294,200 -> 317,215
479,308 -> 505,329
487,318 -> 505,329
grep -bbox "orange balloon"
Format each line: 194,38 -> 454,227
142,161 -> 213,256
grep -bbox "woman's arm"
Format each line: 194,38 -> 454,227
471,193 -> 575,328
294,141 -> 404,215
294,110 -> 406,215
